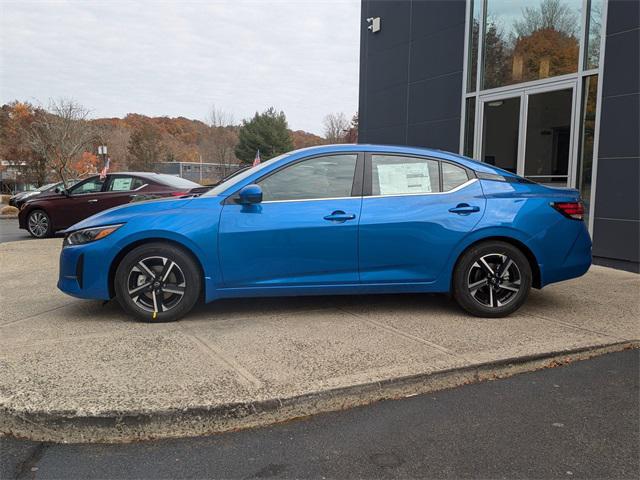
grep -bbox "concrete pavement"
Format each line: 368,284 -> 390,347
0,238 -> 638,443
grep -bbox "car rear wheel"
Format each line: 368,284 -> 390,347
453,241 -> 532,318
114,242 -> 201,322
27,209 -> 52,238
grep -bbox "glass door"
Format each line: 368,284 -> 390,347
476,82 -> 577,187
479,95 -> 523,175
522,87 -> 575,186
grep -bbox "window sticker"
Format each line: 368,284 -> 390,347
377,163 -> 432,195
111,177 -> 133,191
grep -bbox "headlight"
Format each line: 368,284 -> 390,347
63,224 -> 123,246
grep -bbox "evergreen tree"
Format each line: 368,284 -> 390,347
235,107 -> 293,164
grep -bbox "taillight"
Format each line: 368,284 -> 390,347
170,191 -> 188,197
551,201 -> 584,220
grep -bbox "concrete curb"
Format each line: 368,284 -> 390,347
2,340 -> 637,444
0,214 -> 18,219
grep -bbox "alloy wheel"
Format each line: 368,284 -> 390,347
127,256 -> 186,313
28,211 -> 49,237
467,253 -> 522,308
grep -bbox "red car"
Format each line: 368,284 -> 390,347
19,172 -> 207,238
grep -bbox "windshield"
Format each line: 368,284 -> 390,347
36,183 -> 57,191
204,154 -> 290,196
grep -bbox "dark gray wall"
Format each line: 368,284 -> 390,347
358,0 -> 466,151
592,0 -> 640,272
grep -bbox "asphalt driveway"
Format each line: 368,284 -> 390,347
0,219 -> 30,243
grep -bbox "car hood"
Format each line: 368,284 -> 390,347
66,197 -> 195,232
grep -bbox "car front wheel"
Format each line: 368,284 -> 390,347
114,242 -> 201,322
27,209 -> 52,238
453,241 -> 532,318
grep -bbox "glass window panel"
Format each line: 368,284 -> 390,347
585,0 -> 603,69
371,155 -> 440,195
483,0 -> 582,89
482,96 -> 520,173
463,97 -> 476,157
108,177 -> 134,191
258,154 -> 357,201
442,163 -> 470,191
576,75 -> 598,225
467,0 -> 482,92
524,88 -> 573,184
70,177 -> 105,194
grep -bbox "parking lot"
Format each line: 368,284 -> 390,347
1,236 -> 638,443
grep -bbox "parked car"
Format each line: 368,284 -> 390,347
19,172 -> 207,238
9,180 -> 79,209
57,145 -> 591,322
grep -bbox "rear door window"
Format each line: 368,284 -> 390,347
107,176 -> 146,191
371,155 -> 440,195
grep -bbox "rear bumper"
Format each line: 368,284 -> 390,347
540,223 -> 592,286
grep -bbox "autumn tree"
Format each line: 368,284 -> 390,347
344,113 -> 359,143
0,102 -> 50,185
206,105 -> 234,128
72,151 -> 100,176
204,105 -> 239,176
513,0 -> 579,38
322,112 -> 350,143
127,123 -> 165,171
26,99 -> 97,186
235,107 -> 293,164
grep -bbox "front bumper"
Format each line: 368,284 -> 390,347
58,242 -> 113,300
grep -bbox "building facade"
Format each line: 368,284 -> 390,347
358,0 -> 639,272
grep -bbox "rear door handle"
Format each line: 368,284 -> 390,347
449,203 -> 480,215
88,199 -> 98,203
323,210 -> 356,222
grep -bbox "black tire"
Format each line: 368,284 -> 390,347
114,242 -> 201,322
26,209 -> 52,238
453,241 -> 532,318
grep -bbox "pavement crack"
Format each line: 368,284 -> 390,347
15,442 -> 48,480
335,306 -> 471,362
0,302 -> 79,328
523,312 -> 628,341
184,332 -> 262,389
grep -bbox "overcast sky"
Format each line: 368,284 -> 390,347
0,0 -> 361,135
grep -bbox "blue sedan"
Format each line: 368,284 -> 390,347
58,145 -> 591,322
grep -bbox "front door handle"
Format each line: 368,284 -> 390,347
323,210 -> 356,223
88,199 -> 98,204
449,203 -> 480,215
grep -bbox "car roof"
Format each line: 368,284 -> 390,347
286,144 -> 517,177
90,172 -> 201,186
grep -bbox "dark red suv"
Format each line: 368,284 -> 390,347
19,172 -> 207,238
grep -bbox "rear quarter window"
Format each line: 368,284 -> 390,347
442,163 -> 470,191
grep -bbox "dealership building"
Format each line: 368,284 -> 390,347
358,0 -> 639,272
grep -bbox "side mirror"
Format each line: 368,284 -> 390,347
55,187 -> 69,196
238,184 -> 263,204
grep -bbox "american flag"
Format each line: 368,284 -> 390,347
99,157 -> 111,180
253,150 -> 261,167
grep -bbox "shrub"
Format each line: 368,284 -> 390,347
0,195 -> 10,204
0,205 -> 19,215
